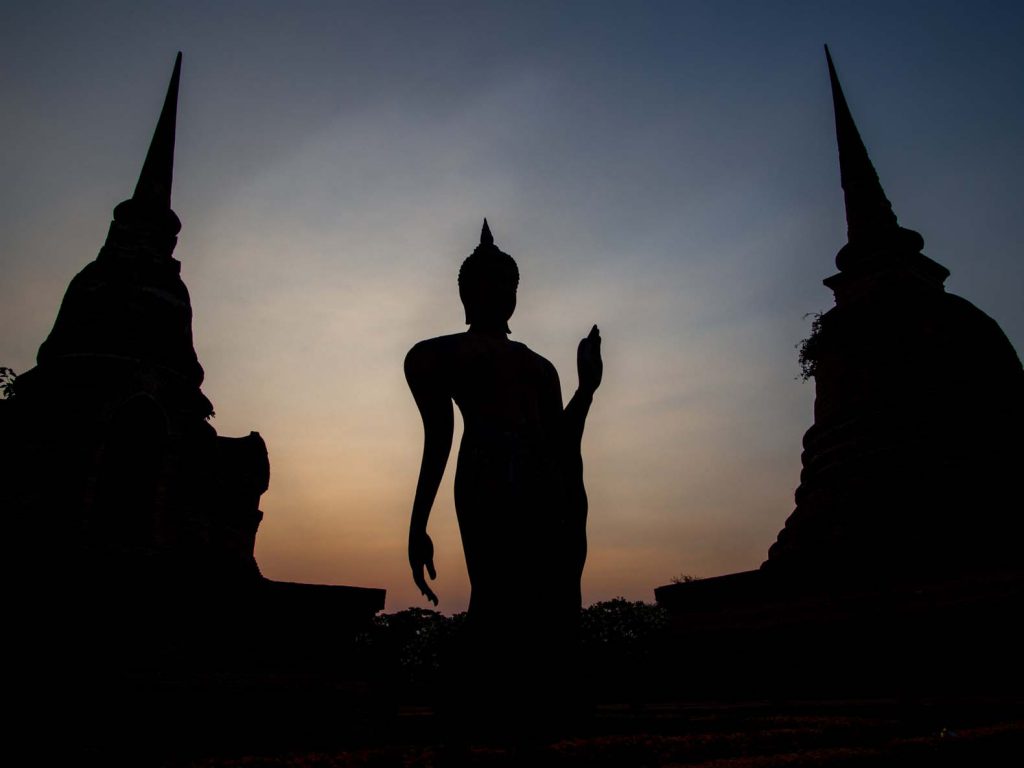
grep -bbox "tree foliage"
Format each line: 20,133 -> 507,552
0,367 -> 16,400
357,599 -> 672,696
797,313 -> 825,381
670,573 -> 701,584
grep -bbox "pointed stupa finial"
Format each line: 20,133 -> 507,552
824,45 -> 903,247
481,218 -> 494,246
133,52 -> 182,210
822,46 -> 940,286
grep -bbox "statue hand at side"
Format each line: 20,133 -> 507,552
577,324 -> 603,396
409,528 -> 439,606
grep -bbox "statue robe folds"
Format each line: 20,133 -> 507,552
446,334 -> 589,626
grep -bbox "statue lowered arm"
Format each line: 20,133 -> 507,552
404,342 -> 453,606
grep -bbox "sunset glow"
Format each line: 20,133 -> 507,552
3,2 -> 1022,612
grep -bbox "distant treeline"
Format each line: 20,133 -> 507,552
355,599 -> 672,700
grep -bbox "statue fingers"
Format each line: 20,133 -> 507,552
413,567 -> 427,592
413,567 -> 439,605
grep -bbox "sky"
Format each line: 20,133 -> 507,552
2,1 -> 1022,613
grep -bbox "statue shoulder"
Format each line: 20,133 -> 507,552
512,341 -> 559,383
404,334 -> 464,384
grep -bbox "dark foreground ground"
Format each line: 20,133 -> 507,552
27,598 -> 1024,765
68,695 -> 1022,767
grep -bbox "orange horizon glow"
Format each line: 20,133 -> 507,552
3,4 -> 1023,615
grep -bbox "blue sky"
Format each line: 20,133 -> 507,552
2,2 -> 1022,611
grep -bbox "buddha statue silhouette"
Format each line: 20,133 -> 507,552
405,220 -> 601,678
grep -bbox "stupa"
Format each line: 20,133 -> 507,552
764,47 -> 1024,580
654,48 -> 1023,695
6,54 -> 270,584
4,55 -> 383,642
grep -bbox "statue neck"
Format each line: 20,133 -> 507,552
468,322 -> 510,339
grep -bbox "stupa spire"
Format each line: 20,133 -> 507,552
824,45 -> 901,244
133,52 -> 182,210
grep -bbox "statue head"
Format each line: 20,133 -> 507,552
458,219 -> 519,333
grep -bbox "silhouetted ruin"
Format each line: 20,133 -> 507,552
655,47 -> 1023,696
5,55 -> 383,680
764,47 -> 1024,579
8,55 -> 270,583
